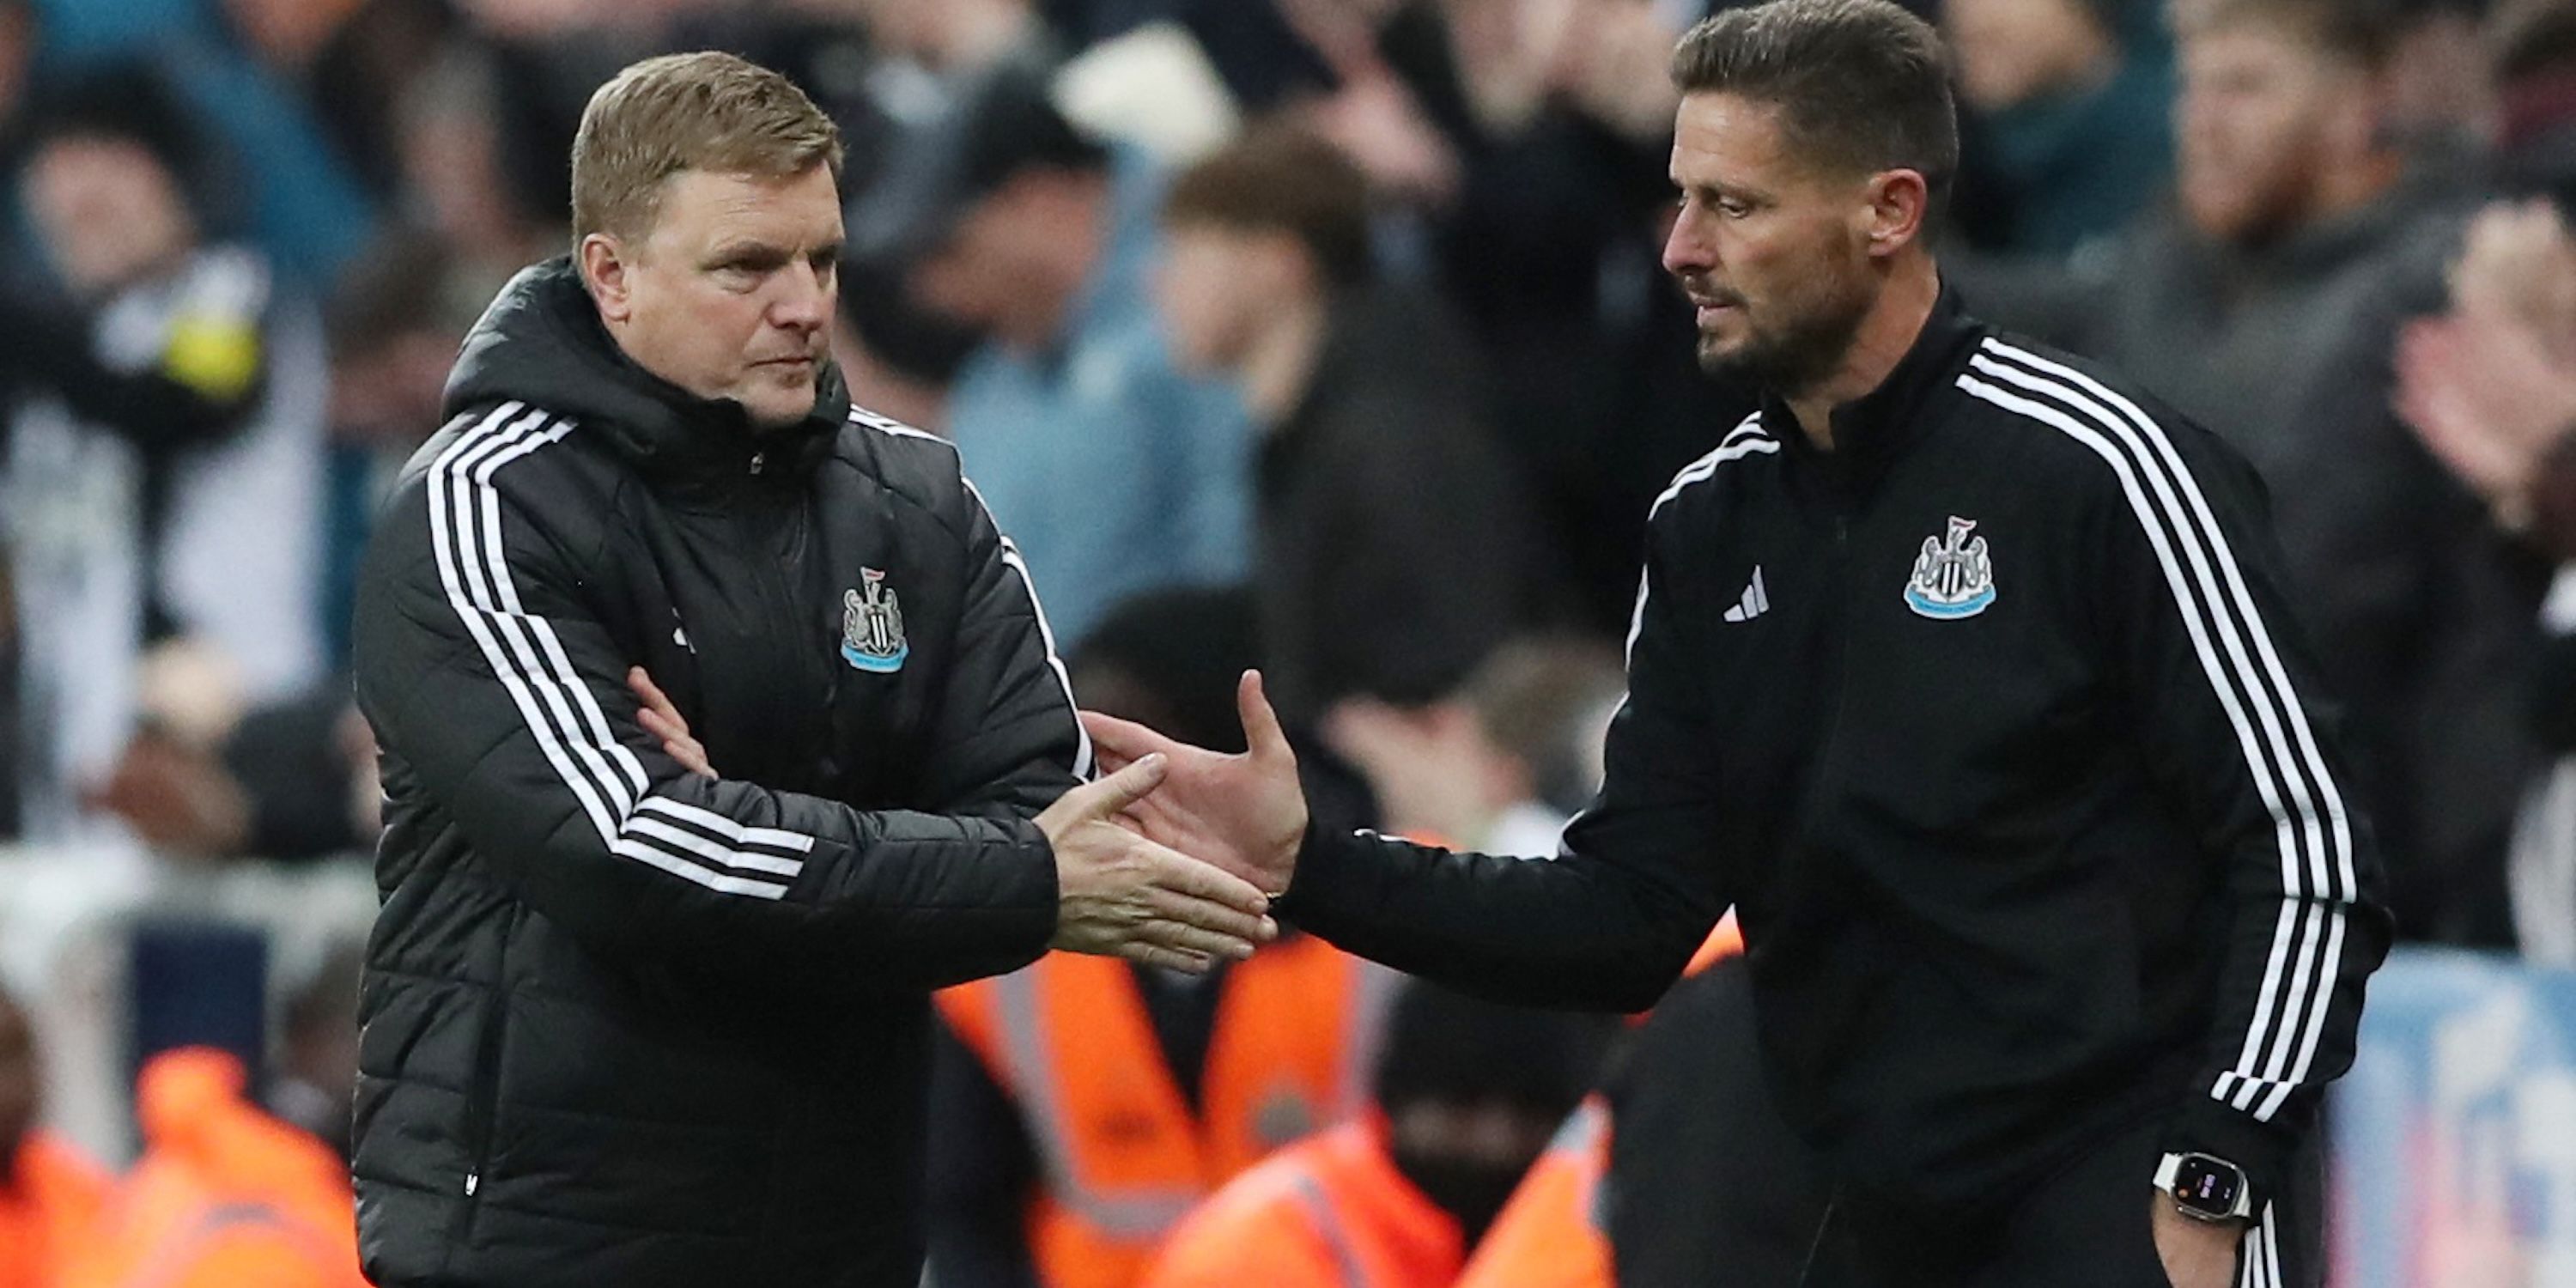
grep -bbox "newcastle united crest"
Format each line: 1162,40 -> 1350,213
1904,516 -> 1996,620
841,568 -> 909,672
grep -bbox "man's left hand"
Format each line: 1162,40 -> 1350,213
629,668 -> 714,779
2149,1194 -> 2244,1288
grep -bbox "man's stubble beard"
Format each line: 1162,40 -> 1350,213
1694,264 -> 1876,400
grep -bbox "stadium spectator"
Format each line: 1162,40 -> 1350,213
1325,0 -> 1760,634
1157,125 -> 1550,726
931,934 -> 1395,1288
1448,1097 -> 1613,1288
0,981 -> 107,1288
856,64 -> 1252,647
1942,0 -> 2172,254
1139,981 -> 1616,1288
4,64 -> 329,844
54,1048 -> 367,1288
852,0 -> 1056,74
1320,636 -> 1625,856
2394,195 -> 2576,960
27,0 -> 380,287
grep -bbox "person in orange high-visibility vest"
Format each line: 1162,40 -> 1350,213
1449,1097 -> 1611,1288
934,934 -> 1400,1288
1451,917 -> 1747,1288
0,983 -> 109,1288
55,1048 -> 368,1288
1140,981 -> 1615,1288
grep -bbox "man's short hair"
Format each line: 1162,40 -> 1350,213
2167,0 -> 2403,68
1669,0 -> 1959,212
1162,125 -> 1375,289
570,52 -> 845,246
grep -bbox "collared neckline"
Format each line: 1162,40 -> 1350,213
1764,281 -> 1983,475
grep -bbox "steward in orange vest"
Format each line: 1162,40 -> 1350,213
0,1131 -> 108,1288
1450,1098 -> 1610,1288
1140,981 -> 1613,1288
1140,1119 -> 1458,1288
2,979 -> 109,1288
933,936 -> 1400,1288
1451,917 -> 1747,1288
55,1048 -> 367,1288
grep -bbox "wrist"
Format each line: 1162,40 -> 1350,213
2154,1151 -> 2254,1223
2165,1095 -> 2295,1213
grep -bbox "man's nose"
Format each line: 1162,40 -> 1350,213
768,261 -> 833,332
1662,211 -> 1714,279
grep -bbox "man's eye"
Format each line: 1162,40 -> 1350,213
1718,199 -> 1753,218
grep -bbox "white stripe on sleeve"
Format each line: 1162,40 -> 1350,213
428,405 -> 817,900
1959,346 -> 2352,1121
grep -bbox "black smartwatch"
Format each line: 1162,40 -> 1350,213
2154,1151 -> 2253,1223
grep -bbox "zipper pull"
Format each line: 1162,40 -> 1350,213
465,1171 -> 479,1196
748,452 -> 766,476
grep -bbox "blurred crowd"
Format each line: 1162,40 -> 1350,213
2,0 -> 2576,1280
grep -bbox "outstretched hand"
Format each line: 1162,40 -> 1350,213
1040,753 -> 1279,973
1080,671 -> 1309,899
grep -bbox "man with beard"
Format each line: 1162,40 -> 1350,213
1077,2 -> 2391,1285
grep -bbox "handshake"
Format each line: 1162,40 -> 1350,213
1035,671 -> 1311,973
630,666 -> 1311,975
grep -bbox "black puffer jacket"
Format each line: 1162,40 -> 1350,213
350,258 -> 1084,1287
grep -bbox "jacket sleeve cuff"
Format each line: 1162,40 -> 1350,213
2161,1094 -> 2299,1214
1275,823 -> 1370,935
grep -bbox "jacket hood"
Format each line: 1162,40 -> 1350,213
442,256 -> 851,480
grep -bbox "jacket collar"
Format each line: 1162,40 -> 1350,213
1765,280 -> 1982,478
442,257 -> 851,489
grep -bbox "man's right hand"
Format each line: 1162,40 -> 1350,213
1040,754 -> 1279,974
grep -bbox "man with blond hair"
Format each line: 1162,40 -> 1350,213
349,52 -> 1275,1288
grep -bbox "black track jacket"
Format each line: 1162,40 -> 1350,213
1280,289 -> 2391,1219
349,259 -> 1084,1287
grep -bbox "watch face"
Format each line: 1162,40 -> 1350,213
2172,1155 -> 2245,1217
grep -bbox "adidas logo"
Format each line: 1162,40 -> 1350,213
1723,567 -> 1771,623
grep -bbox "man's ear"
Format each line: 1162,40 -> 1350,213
1862,168 -> 1931,258
580,233 -> 636,325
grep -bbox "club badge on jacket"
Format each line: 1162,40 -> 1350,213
841,568 -> 909,672
1905,516 -> 1997,620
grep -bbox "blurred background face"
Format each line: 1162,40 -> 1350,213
591,165 -> 843,429
22,134 -> 196,297
911,172 -> 1095,350
1387,1095 -> 1562,1242
2176,24 -> 2366,242
1947,0 -> 2115,111
1154,222 -> 1301,374
1662,92 -> 1880,398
